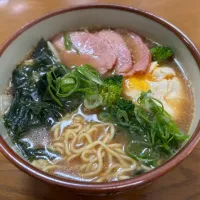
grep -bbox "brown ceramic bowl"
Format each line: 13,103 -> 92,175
0,4 -> 200,195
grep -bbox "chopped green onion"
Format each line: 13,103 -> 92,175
98,111 -> 112,122
47,86 -> 62,107
84,94 -> 103,109
77,65 -> 103,85
64,32 -> 73,50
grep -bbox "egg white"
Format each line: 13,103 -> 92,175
123,62 -> 183,119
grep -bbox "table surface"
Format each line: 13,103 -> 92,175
0,0 -> 200,200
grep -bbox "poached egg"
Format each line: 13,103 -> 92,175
123,62 -> 183,118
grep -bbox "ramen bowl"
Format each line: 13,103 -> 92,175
0,5 -> 200,195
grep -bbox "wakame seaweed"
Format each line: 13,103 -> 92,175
3,39 -> 83,161
16,140 -> 60,162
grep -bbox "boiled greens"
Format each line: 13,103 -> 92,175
99,91 -> 188,167
3,39 -> 83,160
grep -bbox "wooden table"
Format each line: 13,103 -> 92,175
0,0 -> 200,199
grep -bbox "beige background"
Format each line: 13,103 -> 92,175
0,1 -> 200,200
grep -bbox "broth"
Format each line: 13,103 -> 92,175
3,28 -> 194,182
165,60 -> 194,133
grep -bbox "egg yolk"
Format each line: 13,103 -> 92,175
124,75 -> 150,92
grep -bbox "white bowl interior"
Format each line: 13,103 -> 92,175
0,7 -> 200,153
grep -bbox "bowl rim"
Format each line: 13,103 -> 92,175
0,4 -> 200,193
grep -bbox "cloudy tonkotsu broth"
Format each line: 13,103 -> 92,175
2,28 -> 194,182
